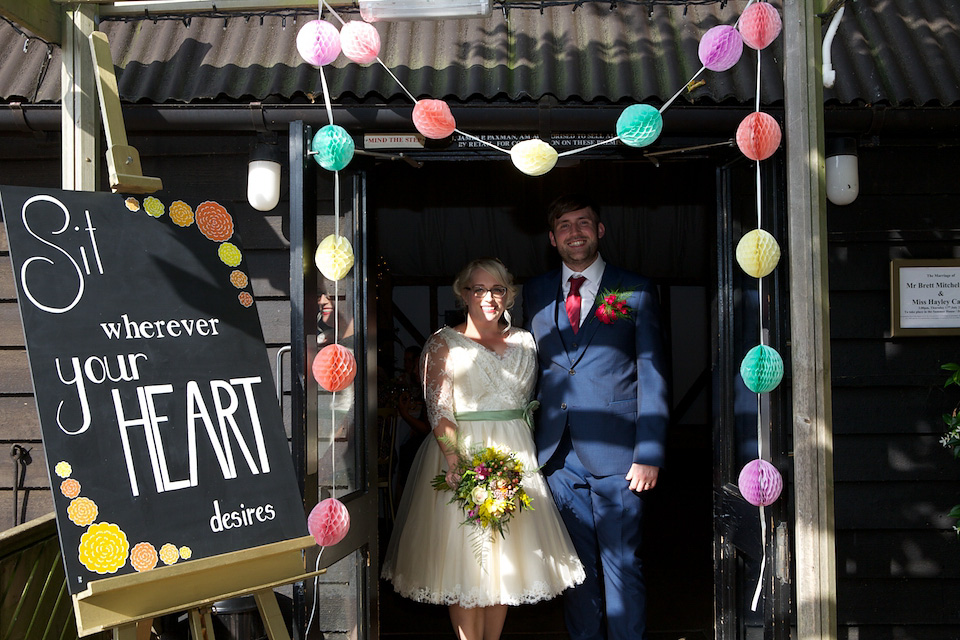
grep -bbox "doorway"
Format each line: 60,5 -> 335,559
368,157 -> 717,639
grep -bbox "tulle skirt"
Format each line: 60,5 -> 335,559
381,418 -> 585,608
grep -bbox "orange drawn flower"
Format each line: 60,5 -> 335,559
195,201 -> 234,242
218,242 -> 242,267
130,542 -> 158,572
78,522 -> 129,574
239,292 -> 253,307
124,197 -> 140,212
60,478 -> 81,498
67,497 -> 98,526
229,270 -> 249,289
143,196 -> 165,218
159,543 -> 180,566
169,201 -> 195,227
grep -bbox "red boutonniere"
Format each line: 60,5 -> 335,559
594,288 -> 634,324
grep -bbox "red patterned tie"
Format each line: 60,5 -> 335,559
566,276 -> 586,334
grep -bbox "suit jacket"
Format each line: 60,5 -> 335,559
523,263 -> 669,477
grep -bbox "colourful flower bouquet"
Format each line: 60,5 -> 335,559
432,444 -> 533,548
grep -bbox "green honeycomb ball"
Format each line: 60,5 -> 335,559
311,125 -> 355,171
740,344 -> 783,393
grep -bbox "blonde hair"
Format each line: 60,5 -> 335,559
452,257 -> 519,314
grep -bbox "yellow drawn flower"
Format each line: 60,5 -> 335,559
143,196 -> 165,218
179,546 -> 192,560
159,543 -> 179,566
78,523 -> 129,574
169,200 -> 195,227
60,478 -> 81,498
130,542 -> 158,572
67,497 -> 98,526
218,242 -> 242,267
54,461 -> 72,478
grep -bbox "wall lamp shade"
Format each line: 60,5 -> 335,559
826,137 -> 859,206
247,143 -> 282,211
358,0 -> 492,22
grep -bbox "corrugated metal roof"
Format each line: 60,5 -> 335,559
0,0 -> 958,108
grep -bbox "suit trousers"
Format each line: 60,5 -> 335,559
543,431 -> 647,640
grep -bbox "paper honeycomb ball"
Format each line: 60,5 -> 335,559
738,2 -> 783,50
736,112 -> 782,161
740,345 -> 783,393
738,459 -> 783,506
296,20 -> 341,67
315,234 -> 355,281
311,125 -> 355,171
698,25 -> 744,72
308,497 -> 351,546
313,344 -> 357,392
510,139 -> 558,176
412,99 -> 457,140
616,104 -> 664,148
736,228 -> 781,278
339,21 -> 380,64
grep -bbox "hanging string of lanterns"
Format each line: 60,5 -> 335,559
295,1 -> 785,177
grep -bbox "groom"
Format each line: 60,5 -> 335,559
523,194 -> 669,640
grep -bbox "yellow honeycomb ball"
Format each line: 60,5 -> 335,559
315,235 -> 355,281
736,229 -> 781,278
509,139 -> 558,177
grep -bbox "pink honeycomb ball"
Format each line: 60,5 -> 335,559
738,459 -> 783,507
412,99 -> 457,139
738,2 -> 782,50
340,21 -> 381,64
698,25 -> 744,72
308,498 -> 350,546
297,20 -> 341,67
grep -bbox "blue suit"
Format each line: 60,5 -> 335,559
523,263 -> 669,640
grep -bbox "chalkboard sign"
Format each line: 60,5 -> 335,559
0,186 -> 308,594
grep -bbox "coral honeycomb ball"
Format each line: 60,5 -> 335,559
312,344 -> 357,393
412,100 -> 457,139
738,2 -> 782,50
736,111 -> 782,162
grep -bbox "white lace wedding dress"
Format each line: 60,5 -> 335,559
381,326 -> 584,607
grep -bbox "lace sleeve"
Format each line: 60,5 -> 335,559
420,331 -> 456,428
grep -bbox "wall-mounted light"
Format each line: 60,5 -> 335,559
358,0 -> 492,22
247,141 -> 282,212
825,137 -> 859,206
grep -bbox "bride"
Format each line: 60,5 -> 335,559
381,257 -> 584,640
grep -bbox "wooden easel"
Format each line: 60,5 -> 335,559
71,535 -> 324,640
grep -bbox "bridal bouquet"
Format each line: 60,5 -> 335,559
432,444 -> 533,543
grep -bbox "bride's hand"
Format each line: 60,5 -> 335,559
445,467 -> 461,488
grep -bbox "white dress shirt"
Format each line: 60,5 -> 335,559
561,254 -> 606,330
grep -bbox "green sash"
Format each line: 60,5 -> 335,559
454,400 -> 540,430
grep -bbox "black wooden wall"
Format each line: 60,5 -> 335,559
828,143 -> 960,640
3,130 -> 960,639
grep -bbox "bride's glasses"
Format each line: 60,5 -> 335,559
465,285 -> 508,299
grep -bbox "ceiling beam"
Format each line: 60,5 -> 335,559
58,0 -> 355,18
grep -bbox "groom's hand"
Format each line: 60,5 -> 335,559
626,463 -> 659,493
